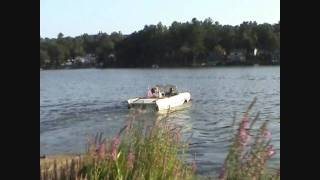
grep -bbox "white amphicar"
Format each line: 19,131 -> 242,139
127,85 -> 191,112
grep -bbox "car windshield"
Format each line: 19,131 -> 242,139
154,84 -> 178,95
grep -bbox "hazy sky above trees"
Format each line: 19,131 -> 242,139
40,0 -> 280,38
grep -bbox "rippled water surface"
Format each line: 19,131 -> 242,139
40,66 -> 280,176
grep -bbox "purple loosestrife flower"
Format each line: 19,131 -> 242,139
218,166 -> 225,180
263,130 -> 272,140
277,168 -> 280,177
191,152 -> 197,173
111,135 -> 120,148
89,147 -> 96,157
192,161 -> 197,173
242,115 -> 250,129
88,143 -> 96,157
110,147 -> 117,161
109,135 -> 120,160
266,145 -> 276,157
97,143 -> 105,159
237,114 -> 250,145
126,149 -> 135,169
239,128 -> 248,145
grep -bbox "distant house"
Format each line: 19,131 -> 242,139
208,51 -> 225,62
205,48 -> 226,66
97,53 -> 117,68
84,54 -> 96,64
152,64 -> 159,69
227,49 -> 246,63
65,61 -> 72,66
60,59 -> 73,68
108,54 -> 116,62
257,49 -> 280,64
256,49 -> 269,56
74,56 -> 85,64
103,54 -> 116,65
73,54 -> 97,65
44,59 -> 50,65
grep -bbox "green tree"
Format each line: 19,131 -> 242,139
213,45 -> 226,56
57,32 -> 64,39
47,42 -> 67,67
40,18 -> 280,68
256,24 -> 278,51
40,49 -> 49,67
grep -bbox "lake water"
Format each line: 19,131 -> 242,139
40,66 -> 280,176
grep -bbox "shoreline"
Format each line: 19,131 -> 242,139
40,154 -> 82,173
41,64 -> 280,71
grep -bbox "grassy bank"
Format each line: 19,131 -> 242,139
40,99 -> 280,180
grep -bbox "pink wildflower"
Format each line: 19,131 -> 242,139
268,149 -> 275,157
110,148 -> 117,160
243,121 -> 250,129
263,130 -> 272,140
239,128 -> 248,145
237,114 -> 250,145
241,115 -> 250,128
111,135 -> 120,148
87,136 -> 96,156
218,166 -> 225,180
109,135 -> 120,160
97,143 -> 105,159
192,161 -> 197,172
191,152 -> 197,173
266,145 -> 276,157
126,149 -> 135,169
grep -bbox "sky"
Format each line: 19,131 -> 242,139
40,0 -> 280,38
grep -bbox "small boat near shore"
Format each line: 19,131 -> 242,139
151,64 -> 159,69
128,85 -> 191,112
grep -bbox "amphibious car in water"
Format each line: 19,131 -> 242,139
127,85 -> 191,111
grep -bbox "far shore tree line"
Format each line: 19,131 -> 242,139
40,18 -> 280,69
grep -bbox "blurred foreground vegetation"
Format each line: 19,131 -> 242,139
40,99 -> 280,179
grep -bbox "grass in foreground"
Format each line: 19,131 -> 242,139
40,98 -> 279,180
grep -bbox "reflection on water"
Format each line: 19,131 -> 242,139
40,67 -> 279,176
